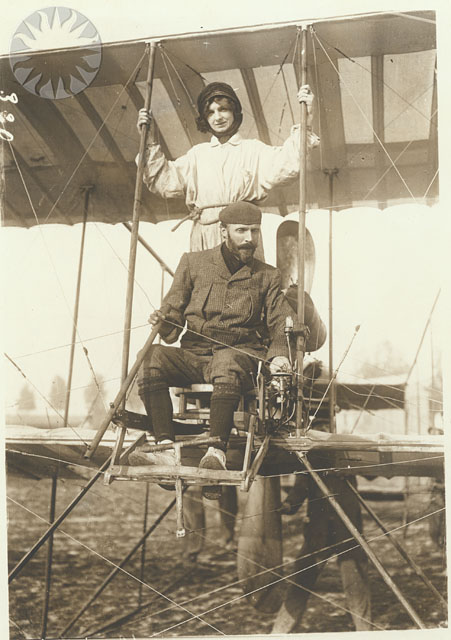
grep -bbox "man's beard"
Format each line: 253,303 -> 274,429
227,237 -> 256,264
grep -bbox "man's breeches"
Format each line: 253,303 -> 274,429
138,343 -> 257,389
137,344 -> 258,445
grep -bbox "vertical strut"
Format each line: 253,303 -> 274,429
295,25 -> 309,435
159,266 -> 165,344
40,474 -> 58,639
109,41 -> 158,465
325,169 -> 338,433
121,41 -> 158,390
63,186 -> 92,427
138,483 -> 150,606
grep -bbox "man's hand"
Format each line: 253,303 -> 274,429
148,309 -> 165,326
269,356 -> 291,375
297,84 -> 314,122
137,108 -> 152,132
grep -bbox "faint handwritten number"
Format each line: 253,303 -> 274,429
0,91 -> 17,141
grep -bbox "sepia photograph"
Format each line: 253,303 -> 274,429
1,1 -> 448,638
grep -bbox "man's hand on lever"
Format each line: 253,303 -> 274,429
148,303 -> 172,328
148,309 -> 166,326
269,356 -> 291,375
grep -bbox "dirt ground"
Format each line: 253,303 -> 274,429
6,473 -> 448,639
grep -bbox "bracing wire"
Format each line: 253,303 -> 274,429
311,29 -> 419,205
7,297 -> 440,442
5,23 -> 444,520
405,288 -> 441,386
9,32 -> 438,423
6,247 -> 440,445
266,454 -> 445,481
339,382 -> 443,414
93,222 -> 154,307
310,27 -> 438,209
6,47 -> 148,292
310,26 -> 324,171
309,29 -> 437,212
6,446 -> 444,495
160,49 -> 182,107
8,486 -> 445,636
423,167 -> 439,199
7,432 -> 441,633
306,325 -> 361,428
160,34 -> 300,147
5,20 -> 446,636
9,322 -> 151,361
146,506 -> 445,637
317,31 -> 434,126
157,45 -> 208,83
8,617 -> 26,637
159,48 -> 188,145
159,45 -> 198,113
7,496 -> 226,637
280,67 -> 295,126
7,63 -> 174,422
41,49 -> 148,226
4,353 -> 89,446
359,89 -> 436,203
8,144 -> 99,361
5,373 -> 124,412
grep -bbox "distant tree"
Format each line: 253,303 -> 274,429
84,375 -> 107,426
125,378 -> 143,413
49,375 -> 67,413
354,340 -> 409,379
17,384 -> 36,410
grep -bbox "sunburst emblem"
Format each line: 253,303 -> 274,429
10,6 -> 102,99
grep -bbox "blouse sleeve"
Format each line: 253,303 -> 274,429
138,143 -> 192,199
257,125 -> 320,192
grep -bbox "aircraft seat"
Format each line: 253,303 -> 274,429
173,384 -> 258,433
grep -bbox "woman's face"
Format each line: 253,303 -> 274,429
205,98 -> 235,135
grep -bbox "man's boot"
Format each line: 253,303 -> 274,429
199,383 -> 240,500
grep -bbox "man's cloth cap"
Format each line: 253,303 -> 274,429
197,82 -> 242,116
219,202 -> 262,225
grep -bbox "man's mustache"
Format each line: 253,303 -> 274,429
238,243 -> 255,250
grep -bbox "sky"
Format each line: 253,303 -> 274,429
0,0 -> 448,51
1,3 -> 451,638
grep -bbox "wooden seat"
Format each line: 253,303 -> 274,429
106,374 -> 275,537
173,384 -> 258,432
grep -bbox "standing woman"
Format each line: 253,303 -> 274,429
137,82 -> 318,253
135,82 -> 319,565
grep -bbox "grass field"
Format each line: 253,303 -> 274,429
7,473 -> 448,638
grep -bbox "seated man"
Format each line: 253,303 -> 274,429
135,201 -> 311,499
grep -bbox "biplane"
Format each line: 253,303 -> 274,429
1,6 -> 446,638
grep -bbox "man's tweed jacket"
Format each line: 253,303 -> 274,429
158,244 -> 297,361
